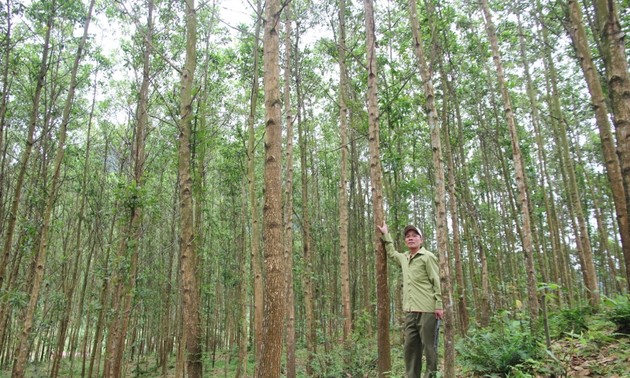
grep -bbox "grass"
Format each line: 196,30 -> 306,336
3,299 -> 630,377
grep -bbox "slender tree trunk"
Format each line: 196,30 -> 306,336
0,0 -> 54,316
439,60 -> 470,335
0,0 -> 12,229
103,2 -> 153,376
480,0 -> 539,327
591,0 -> 630,291
282,5 -> 297,377
363,0 -> 391,375
12,4 -> 70,377
294,26 -> 316,376
178,0 -> 202,376
160,182 -> 178,378
442,92 -> 469,335
515,10 -> 557,322
256,0 -> 285,376
48,2 -> 96,375
89,154 -> 118,378
337,0 -> 352,344
236,182 -> 249,378
564,0 -> 622,306
536,4 -> 572,306
247,0 -> 264,367
0,3 -> 53,355
407,0 -> 455,374
551,1 -> 601,308
74,79 -> 101,378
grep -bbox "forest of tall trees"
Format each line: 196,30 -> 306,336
0,0 -> 629,376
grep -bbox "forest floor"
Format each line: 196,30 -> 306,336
550,334 -> 630,377
1,321 -> 628,377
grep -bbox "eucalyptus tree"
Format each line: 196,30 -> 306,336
563,0 -> 617,308
0,0 -> 55,368
246,0 -> 264,366
337,0 -> 352,346
177,0 -> 202,375
46,1 -> 96,376
438,32 -> 471,335
479,0 -> 540,328
294,10 -> 317,375
363,0 -> 390,374
0,0 -> 14,225
406,0 -> 454,375
282,4 -> 297,376
256,0 -> 285,375
7,3 -> 99,376
591,0 -> 630,291
540,0 -> 598,310
531,4 -> 581,305
103,0 -> 154,375
0,0 -> 54,318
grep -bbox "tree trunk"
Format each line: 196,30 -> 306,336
89,175 -> 118,378
337,0 -> 352,344
256,0 -> 285,376
0,0 -> 13,230
0,1 -> 53,357
591,0 -> 630,292
178,0 -> 202,376
551,2 -> 601,309
480,0 -> 539,327
407,0 -> 455,374
247,0 -> 264,367
103,2 -> 153,375
440,58 -> 470,335
10,3 -> 57,376
282,4 -> 297,377
564,0 -> 623,306
236,182 -> 249,378
363,0 -> 391,375
0,0 -> 53,312
48,2 -> 96,375
295,26 -> 316,377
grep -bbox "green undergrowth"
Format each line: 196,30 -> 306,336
457,295 -> 630,377
2,296 -> 629,377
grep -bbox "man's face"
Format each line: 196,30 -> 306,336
405,231 -> 423,250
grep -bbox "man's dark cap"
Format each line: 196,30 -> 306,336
403,225 -> 422,237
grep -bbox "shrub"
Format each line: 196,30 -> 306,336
606,294 -> 630,335
549,306 -> 591,338
309,336 -> 378,377
456,319 -> 545,376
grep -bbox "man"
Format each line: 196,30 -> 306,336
377,223 -> 443,378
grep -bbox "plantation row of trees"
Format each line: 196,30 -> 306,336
0,0 -> 629,376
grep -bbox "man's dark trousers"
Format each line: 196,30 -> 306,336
404,312 -> 439,378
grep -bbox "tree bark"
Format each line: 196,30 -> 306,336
591,0 -> 630,292
255,0 -> 285,376
0,0 -> 13,230
440,55 -> 470,335
178,0 -> 202,376
480,0 -> 539,327
8,3 -> 55,376
337,0 -> 352,344
408,0 -> 455,374
247,0 -> 264,367
236,181 -> 249,378
48,1 -> 96,375
282,4 -> 297,377
0,0 -> 54,312
363,0 -> 391,375
295,25 -> 316,377
564,0 -> 623,306
103,1 -> 153,375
